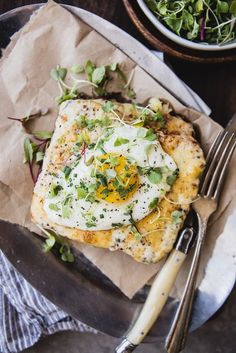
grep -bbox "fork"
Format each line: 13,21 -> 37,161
115,116 -> 236,353
165,121 -> 236,353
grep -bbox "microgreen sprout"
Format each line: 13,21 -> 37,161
145,0 -> 236,45
51,60 -> 135,104
8,108 -> 49,130
23,130 -> 52,184
124,204 -> 142,240
37,224 -> 74,263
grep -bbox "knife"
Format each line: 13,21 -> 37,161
115,210 -> 198,353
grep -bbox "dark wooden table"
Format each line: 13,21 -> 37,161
0,0 -> 236,126
0,2 -> 235,353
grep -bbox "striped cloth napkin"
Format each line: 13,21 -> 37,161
0,251 -> 97,353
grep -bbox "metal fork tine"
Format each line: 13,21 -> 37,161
200,131 -> 230,195
205,130 -> 222,165
206,133 -> 235,198
213,137 -> 236,200
164,114 -> 236,353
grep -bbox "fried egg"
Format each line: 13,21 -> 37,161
31,98 -> 205,263
44,125 -> 177,230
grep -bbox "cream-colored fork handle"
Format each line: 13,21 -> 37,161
165,216 -> 208,353
126,250 -> 186,346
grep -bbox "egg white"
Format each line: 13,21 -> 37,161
44,125 -> 177,231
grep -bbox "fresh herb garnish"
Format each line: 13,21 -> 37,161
8,108 -> 49,130
62,166 -> 72,178
137,127 -> 157,141
109,155 -> 120,167
61,195 -> 73,218
101,188 -> 110,197
24,137 -> 36,164
171,210 -> 185,225
148,168 -> 163,184
131,225 -> 142,241
33,130 -> 53,140
145,128 -> 157,141
77,181 -> 98,202
59,245 -> 75,262
85,60 -> 95,81
84,213 -> 97,228
138,166 -> 163,184
76,115 -> 87,128
152,111 -> 166,128
96,173 -> 108,186
70,64 -> 84,74
108,62 -> 118,71
149,197 -> 159,209
36,151 -> 45,164
91,66 -> 106,85
56,89 -> 78,105
116,183 -> 136,198
100,115 -> 112,127
77,131 -> 90,146
88,183 -> 98,193
86,221 -> 96,228
114,137 -> 129,146
102,101 -> 114,112
124,204 -> 142,240
167,169 -> 179,186
49,203 -> 60,211
77,187 -> 87,199
133,103 -> 167,129
85,155 -> 94,166
51,66 -> 67,81
124,203 -> 134,216
43,231 -> 56,252
38,225 -> 75,263
49,183 -> 63,198
76,114 -> 111,131
51,60 -> 134,104
61,205 -> 71,219
87,142 -> 96,150
145,0 -> 236,45
23,136 -> 48,184
112,222 -> 123,228
127,87 -> 136,99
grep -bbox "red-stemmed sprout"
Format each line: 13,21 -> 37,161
81,142 -> 87,163
200,18 -> 206,41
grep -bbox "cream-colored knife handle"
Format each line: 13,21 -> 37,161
117,250 -> 186,352
115,227 -> 195,353
115,251 -> 187,353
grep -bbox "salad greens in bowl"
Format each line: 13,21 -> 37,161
138,0 -> 236,51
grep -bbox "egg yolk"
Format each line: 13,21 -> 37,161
96,153 -> 139,204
